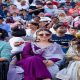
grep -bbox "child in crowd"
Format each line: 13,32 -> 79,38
7,27 -> 26,80
9,27 -> 26,54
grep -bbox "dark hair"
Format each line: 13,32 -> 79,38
53,22 -> 69,30
30,22 -> 40,29
6,17 -> 15,23
35,0 -> 44,5
12,28 -> 26,37
51,16 -> 59,20
35,28 -> 52,42
70,27 -> 78,30
0,28 -> 8,40
33,15 -> 40,19
20,9 -> 28,12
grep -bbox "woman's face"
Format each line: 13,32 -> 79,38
37,31 -> 51,41
12,5 -> 17,9
52,18 -> 59,23
56,26 -> 67,34
29,24 -> 38,30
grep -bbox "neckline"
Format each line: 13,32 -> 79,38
32,42 -> 54,49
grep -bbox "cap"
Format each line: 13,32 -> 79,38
40,17 -> 51,22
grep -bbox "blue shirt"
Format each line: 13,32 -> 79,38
0,23 -> 11,33
52,34 -> 75,47
0,41 -> 12,61
52,34 -> 75,53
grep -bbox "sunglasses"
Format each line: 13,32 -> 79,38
38,33 -> 51,37
47,3 -> 52,5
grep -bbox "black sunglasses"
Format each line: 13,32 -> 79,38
47,3 -> 52,5
38,33 -> 51,37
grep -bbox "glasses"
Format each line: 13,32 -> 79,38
47,3 -> 52,5
38,33 -> 51,37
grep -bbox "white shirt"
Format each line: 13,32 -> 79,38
44,5 -> 58,16
9,37 -> 25,53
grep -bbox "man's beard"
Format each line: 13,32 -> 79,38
59,30 -> 66,34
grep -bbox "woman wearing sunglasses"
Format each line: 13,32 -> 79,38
17,28 -> 65,80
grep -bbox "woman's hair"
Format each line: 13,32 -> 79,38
35,28 -> 52,42
12,28 -> 26,37
0,28 -> 8,40
36,28 -> 52,34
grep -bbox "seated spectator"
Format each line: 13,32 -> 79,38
56,36 -> 80,80
31,15 -> 40,23
12,12 -> 21,21
58,12 -> 73,24
32,15 -> 51,28
26,22 -> 39,41
9,27 -> 26,54
4,0 -> 13,7
63,0 -> 75,13
67,27 -> 78,37
0,28 -> 12,80
0,15 -> 11,34
68,1 -> 80,16
52,22 -> 75,53
2,4 -> 9,18
0,28 -> 11,61
29,1 -> 44,18
17,0 -> 29,10
13,0 -> 22,9
20,9 -> 31,21
7,27 -> 26,80
0,0 -> 5,10
50,16 -> 60,34
6,17 -> 25,30
17,28 -> 65,80
44,1 -> 58,16
72,16 -> 80,29
9,4 -> 19,14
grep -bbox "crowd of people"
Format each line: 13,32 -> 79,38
0,0 -> 80,80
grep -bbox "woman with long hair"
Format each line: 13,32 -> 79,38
17,28 -> 65,80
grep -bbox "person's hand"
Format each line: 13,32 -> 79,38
43,60 -> 54,67
0,58 -> 6,62
72,55 -> 80,61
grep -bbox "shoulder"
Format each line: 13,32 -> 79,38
65,34 -> 75,38
53,42 -> 61,47
52,34 -> 59,39
3,23 -> 10,27
52,42 -> 63,52
0,41 -> 8,45
0,41 -> 11,49
52,34 -> 57,37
